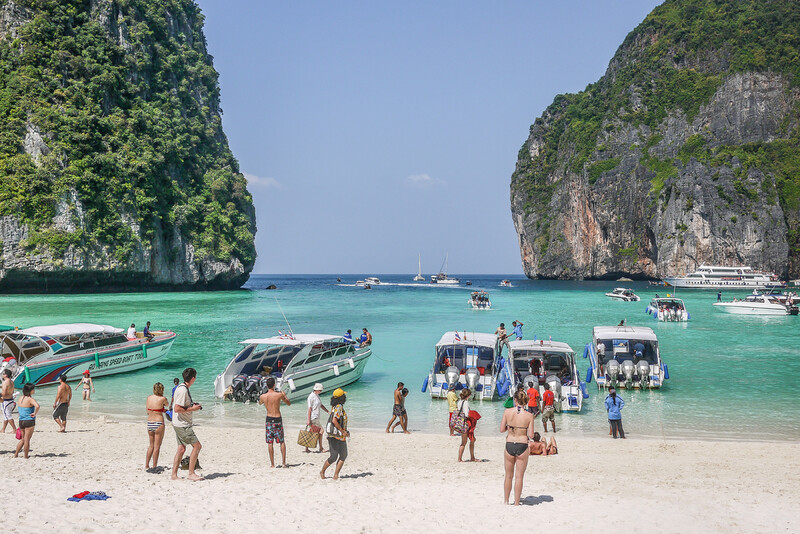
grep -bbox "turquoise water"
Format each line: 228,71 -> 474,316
5,275 -> 800,441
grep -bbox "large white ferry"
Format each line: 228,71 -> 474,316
663,265 -> 779,289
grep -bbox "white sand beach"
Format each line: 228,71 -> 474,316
2,416 -> 797,533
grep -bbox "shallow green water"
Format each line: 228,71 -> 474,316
5,275 -> 799,441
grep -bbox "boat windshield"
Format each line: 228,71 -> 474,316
596,338 -> 657,364
436,344 -> 495,373
0,334 -> 49,365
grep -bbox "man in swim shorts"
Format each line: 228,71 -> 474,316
52,374 -> 72,432
1,370 -> 16,433
385,382 -> 408,433
171,368 -> 203,481
260,376 -> 291,468
542,383 -> 556,433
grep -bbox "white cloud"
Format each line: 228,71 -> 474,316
405,173 -> 443,188
243,172 -> 283,189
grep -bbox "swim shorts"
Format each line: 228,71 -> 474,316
527,405 -> 540,417
52,402 -> 69,421
393,404 -> 403,417
542,406 -> 555,421
174,425 -> 199,446
265,416 -> 285,444
2,399 -> 15,421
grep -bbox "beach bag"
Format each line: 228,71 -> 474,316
326,410 -> 344,438
449,404 -> 468,434
15,427 -> 22,440
297,426 -> 319,448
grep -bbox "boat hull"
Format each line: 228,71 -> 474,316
277,349 -> 372,401
712,304 -> 788,315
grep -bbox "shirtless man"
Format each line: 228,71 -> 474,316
385,382 -> 409,433
1,370 -> 16,433
52,374 -> 72,432
528,432 -> 548,455
260,376 -> 291,468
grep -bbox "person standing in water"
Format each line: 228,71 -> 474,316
605,387 -> 625,439
260,376 -> 291,467
75,370 -> 95,401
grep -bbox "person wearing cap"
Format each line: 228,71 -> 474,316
321,388 -> 349,480
306,383 -> 329,453
75,370 -> 95,401
605,387 -> 625,438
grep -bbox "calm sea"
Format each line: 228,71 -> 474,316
5,274 -> 799,441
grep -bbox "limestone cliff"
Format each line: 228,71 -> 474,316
510,0 -> 800,280
0,0 -> 256,291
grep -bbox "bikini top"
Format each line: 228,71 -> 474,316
147,407 -> 167,413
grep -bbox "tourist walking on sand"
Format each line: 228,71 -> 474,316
52,374 -> 72,432
260,376 -> 291,468
541,383 -> 556,433
15,383 -> 39,459
447,384 -> 458,436
146,382 -> 169,470
385,382 -> 409,433
605,387 -> 625,439
321,388 -> 350,480
500,389 -> 535,506
512,320 -> 524,341
171,367 -> 203,481
306,383 -> 328,453
456,389 -> 478,462
75,370 -> 95,401
390,388 -> 410,432
1,369 -> 16,434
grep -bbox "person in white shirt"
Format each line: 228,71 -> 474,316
171,367 -> 203,481
306,383 -> 329,453
127,323 -> 136,340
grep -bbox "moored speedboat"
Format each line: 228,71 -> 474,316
713,294 -> 797,315
422,331 -> 501,400
584,326 -> 668,390
469,291 -> 491,310
505,339 -> 587,412
605,288 -> 640,301
646,297 -> 690,321
0,324 -> 177,387
214,333 -> 372,402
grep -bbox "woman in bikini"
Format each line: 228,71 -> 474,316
499,389 -> 535,505
75,370 -> 95,401
145,382 -> 169,470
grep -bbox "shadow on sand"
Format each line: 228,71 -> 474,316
203,472 -> 235,480
338,471 -> 374,479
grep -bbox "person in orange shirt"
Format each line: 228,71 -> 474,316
541,383 -> 556,433
525,383 -> 540,423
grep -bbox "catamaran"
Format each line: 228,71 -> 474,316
584,325 -> 668,390
430,253 -> 459,284
0,323 -> 177,387
422,331 -> 501,400
663,265 -> 779,289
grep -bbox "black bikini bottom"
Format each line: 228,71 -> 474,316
505,442 -> 528,457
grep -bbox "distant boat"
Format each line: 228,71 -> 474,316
413,254 -> 425,281
500,279 -> 512,287
430,253 -> 459,285
605,288 -> 640,301
355,277 -> 381,287
664,265 -> 779,289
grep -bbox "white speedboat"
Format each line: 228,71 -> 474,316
423,331 -> 501,400
664,265 -> 779,289
0,324 -> 177,387
605,288 -> 640,301
413,254 -> 425,281
500,279 -> 512,287
430,253 -> 459,284
646,297 -> 690,321
355,277 -> 381,286
469,291 -> 491,310
214,333 -> 372,402
504,339 -> 587,412
584,326 -> 668,390
713,294 -> 797,315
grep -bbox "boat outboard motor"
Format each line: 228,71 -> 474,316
444,366 -> 460,389
464,368 -> 480,396
259,375 -> 271,395
621,360 -> 635,389
544,376 -> 562,411
606,360 -> 620,387
522,374 -> 537,390
245,375 -> 262,402
637,360 -> 651,388
231,374 -> 248,402
0,357 -> 17,378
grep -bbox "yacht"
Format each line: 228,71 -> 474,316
0,323 -> 177,387
605,288 -> 640,301
469,291 -> 491,310
713,294 -> 798,315
646,297 -> 690,321
584,325 -> 668,390
413,254 -> 425,282
422,331 -> 501,400
504,339 -> 587,412
430,253 -> 459,285
664,265 -> 779,289
355,277 -> 381,286
214,333 -> 372,402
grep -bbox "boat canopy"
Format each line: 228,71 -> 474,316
19,324 -> 123,337
508,340 -> 573,354
239,334 -> 342,346
593,326 -> 657,342
435,331 -> 497,348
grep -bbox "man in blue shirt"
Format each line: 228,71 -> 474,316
343,330 -> 353,343
604,387 -> 625,439
143,321 -> 154,341
512,320 -> 524,340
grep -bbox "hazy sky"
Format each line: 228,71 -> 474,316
196,0 -> 662,275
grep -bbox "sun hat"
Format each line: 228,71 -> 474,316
313,383 -> 324,391
332,388 -> 346,397
82,370 -> 90,376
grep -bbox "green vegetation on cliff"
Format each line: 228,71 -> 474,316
0,0 -> 255,268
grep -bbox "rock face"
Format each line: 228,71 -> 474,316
510,0 -> 800,280
0,0 -> 256,291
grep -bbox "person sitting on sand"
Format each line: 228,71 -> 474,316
15,383 -> 39,459
391,388 -> 410,433
75,370 -> 95,401
528,432 -> 547,455
500,389 -> 535,506
146,382 -> 169,470
52,374 -> 72,432
260,376 -> 291,468
321,388 -> 350,480
545,436 -> 558,455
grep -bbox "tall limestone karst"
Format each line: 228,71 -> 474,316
0,0 -> 256,291
510,0 -> 800,280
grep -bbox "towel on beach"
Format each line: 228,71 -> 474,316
67,491 -> 111,502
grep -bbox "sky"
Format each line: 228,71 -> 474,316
195,0 -> 663,275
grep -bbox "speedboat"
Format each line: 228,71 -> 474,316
355,277 -> 381,286
503,339 -> 587,412
584,325 -> 668,390
500,279 -> 512,287
713,294 -> 798,315
214,333 -> 372,402
0,323 -> 177,387
605,288 -> 640,301
664,265 -> 779,289
469,291 -> 491,310
646,297 -> 690,321
422,331 -> 501,400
